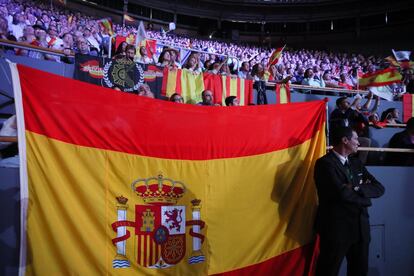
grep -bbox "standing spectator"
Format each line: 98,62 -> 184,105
386,117 -> 414,166
314,126 -> 385,276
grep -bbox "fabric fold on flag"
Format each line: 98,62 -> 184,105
13,64 -> 326,275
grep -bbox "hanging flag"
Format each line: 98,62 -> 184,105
12,62 -> 325,275
161,68 -> 204,103
403,94 -> 414,123
275,83 -> 291,104
358,68 -> 402,89
97,18 -> 114,36
392,49 -> 411,61
268,45 -> 285,67
74,54 -> 105,85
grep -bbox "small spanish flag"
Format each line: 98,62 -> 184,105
358,68 -> 402,89
97,18 -> 114,36
268,45 -> 285,67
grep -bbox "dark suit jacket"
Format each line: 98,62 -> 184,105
314,151 -> 385,243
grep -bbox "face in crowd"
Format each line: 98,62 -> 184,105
202,90 -> 214,105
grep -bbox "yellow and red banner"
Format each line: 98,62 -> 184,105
162,69 -> 254,105
12,64 -> 326,275
358,68 -> 402,89
403,94 -> 414,123
275,83 -> 291,104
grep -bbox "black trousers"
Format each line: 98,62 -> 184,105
315,236 -> 369,276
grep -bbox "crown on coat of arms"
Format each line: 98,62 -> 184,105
132,173 -> 186,205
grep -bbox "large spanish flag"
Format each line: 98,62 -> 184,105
12,63 -> 326,275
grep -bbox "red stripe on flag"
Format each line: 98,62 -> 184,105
246,80 -> 254,105
161,66 -> 169,96
137,235 -> 141,266
236,78 -> 241,101
175,69 -> 182,94
143,235 -> 147,267
211,240 -> 319,276
226,76 -> 231,99
19,65 -> 326,160
275,84 -> 280,104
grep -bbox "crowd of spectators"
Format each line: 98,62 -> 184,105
2,0 -> 412,93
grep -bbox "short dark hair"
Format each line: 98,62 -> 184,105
225,96 -> 237,106
336,97 -> 348,108
406,117 -> 414,131
330,126 -> 354,146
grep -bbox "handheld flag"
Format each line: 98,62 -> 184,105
268,45 -> 285,67
98,18 -> 114,36
358,68 -> 402,89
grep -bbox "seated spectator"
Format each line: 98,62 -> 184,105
168,48 -> 181,69
137,45 -> 154,64
225,96 -> 239,106
183,54 -> 201,73
169,93 -> 184,103
238,62 -> 251,79
197,90 -> 219,106
337,73 -> 354,90
386,117 -> 414,166
301,68 -> 325,88
113,41 -> 127,59
157,49 -> 171,67
124,44 -> 136,61
76,37 -> 96,56
322,71 -> 342,88
251,63 -> 267,81
380,108 -> 402,124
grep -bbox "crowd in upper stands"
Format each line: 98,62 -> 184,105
2,0 -> 413,94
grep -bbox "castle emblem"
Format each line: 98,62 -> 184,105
111,174 -> 205,269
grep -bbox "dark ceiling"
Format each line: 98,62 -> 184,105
129,0 -> 414,22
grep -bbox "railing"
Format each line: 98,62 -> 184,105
0,38 -> 75,57
0,136 -> 18,143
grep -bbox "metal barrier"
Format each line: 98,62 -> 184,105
0,38 -> 74,57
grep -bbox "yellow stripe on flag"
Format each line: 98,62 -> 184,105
240,79 -> 245,106
280,85 -> 288,104
181,69 -> 204,104
165,69 -> 178,98
24,125 -> 325,275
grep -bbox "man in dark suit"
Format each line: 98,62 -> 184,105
314,126 -> 385,276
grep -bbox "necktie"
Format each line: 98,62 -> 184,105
344,160 -> 353,181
